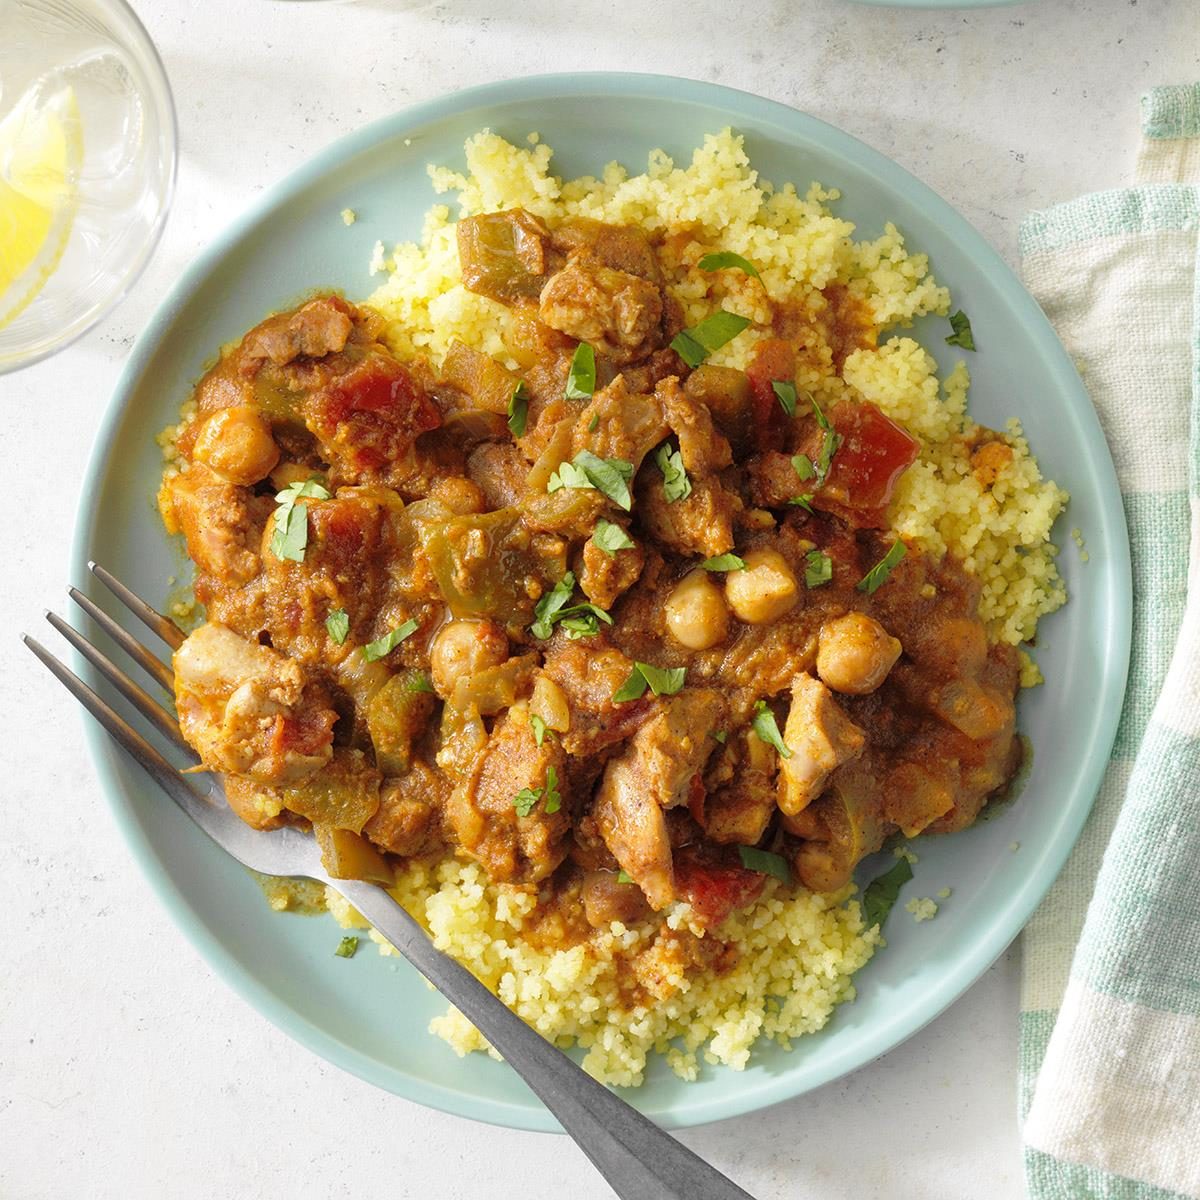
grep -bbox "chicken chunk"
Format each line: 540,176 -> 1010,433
539,257 -> 664,364
658,376 -> 732,477
816,612 -> 902,695
549,218 -> 662,283
447,707 -> 569,883
593,689 -> 725,909
159,464 -> 269,586
241,295 -> 354,367
579,533 -> 644,610
173,622 -> 336,784
777,673 -> 866,816
362,760 -> 449,857
636,473 -> 738,559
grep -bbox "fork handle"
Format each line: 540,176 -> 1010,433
334,880 -> 757,1200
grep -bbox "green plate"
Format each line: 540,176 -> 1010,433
72,73 -> 1130,1132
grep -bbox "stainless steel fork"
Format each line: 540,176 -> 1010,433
26,563 -> 756,1200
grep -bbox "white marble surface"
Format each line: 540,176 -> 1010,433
3,2 -> 1196,1197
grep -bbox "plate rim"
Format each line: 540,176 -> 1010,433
71,70 -> 1133,1132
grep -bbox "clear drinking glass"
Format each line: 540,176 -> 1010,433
0,0 -> 176,373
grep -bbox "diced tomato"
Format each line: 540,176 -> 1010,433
816,400 -> 920,528
308,497 -> 383,576
673,847 -> 766,930
744,339 -> 796,452
270,707 -> 336,760
308,353 -> 441,471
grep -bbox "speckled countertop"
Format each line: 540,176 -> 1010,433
3,1 -> 1196,1197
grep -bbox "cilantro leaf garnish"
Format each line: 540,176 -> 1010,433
789,494 -> 815,513
612,660 -> 687,702
270,477 -> 330,563
654,442 -> 692,503
809,394 -> 832,431
406,673 -> 436,694
565,342 -> 596,399
616,869 -> 635,884
670,309 -> 752,368
772,380 -> 797,418
513,765 -> 562,817
861,857 -> 914,928
711,729 -> 728,744
857,540 -> 907,595
325,608 -> 350,645
362,617 -> 419,662
738,846 -> 791,883
697,251 -> 761,280
593,518 -> 635,555
792,455 -> 816,482
804,549 -> 832,589
530,714 -> 548,747
700,553 -> 746,572
945,309 -> 976,351
335,936 -> 359,959
751,699 -> 792,758
530,572 -> 613,640
530,574 -> 576,640
513,787 -> 541,817
507,380 -> 529,437
543,765 -> 561,815
548,450 -> 634,510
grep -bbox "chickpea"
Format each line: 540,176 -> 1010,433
725,548 -> 799,625
191,405 -> 279,486
429,619 -> 509,697
665,570 -> 729,650
816,612 -> 902,695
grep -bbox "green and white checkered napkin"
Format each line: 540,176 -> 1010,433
1018,84 -> 1200,1200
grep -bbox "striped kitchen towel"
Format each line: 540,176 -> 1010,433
1017,84 -> 1200,1199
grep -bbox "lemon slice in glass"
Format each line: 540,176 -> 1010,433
0,85 -> 83,328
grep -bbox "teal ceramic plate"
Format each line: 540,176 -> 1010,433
72,73 -> 1130,1132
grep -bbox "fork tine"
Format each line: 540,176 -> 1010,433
68,587 -> 175,692
45,611 -> 197,759
24,635 -> 206,815
88,562 -> 185,651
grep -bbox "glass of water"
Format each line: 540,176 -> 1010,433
0,0 -> 176,373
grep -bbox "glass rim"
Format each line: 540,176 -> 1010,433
0,0 -> 179,375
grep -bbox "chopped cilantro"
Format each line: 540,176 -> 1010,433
513,787 -> 541,818
738,846 -> 791,884
565,342 -> 596,399
697,251 -> 760,279
507,380 -> 529,437
549,450 -> 634,510
334,936 -> 359,959
772,380 -> 797,418
362,618 -> 419,662
612,660 -> 687,702
789,494 -> 815,513
325,608 -> 350,645
593,518 -> 635,555
791,454 -> 816,482
654,443 -> 692,503
530,572 -> 613,640
270,477 -> 330,563
861,857 -> 914,928
804,549 -> 832,589
406,673 -> 436,694
670,309 -> 752,368
616,869 -> 634,884
530,714 -> 548,747
809,394 -> 832,431
751,700 -> 791,758
543,765 -> 561,814
587,413 -> 600,432
700,553 -> 746,572
945,309 -> 976,351
857,540 -> 907,595
514,765 -> 561,817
